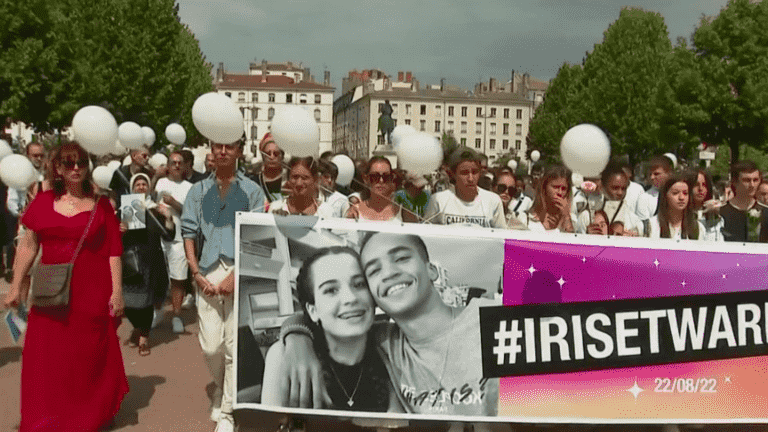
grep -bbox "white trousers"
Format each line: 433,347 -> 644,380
196,260 -> 235,419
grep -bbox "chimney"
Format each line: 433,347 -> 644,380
323,70 -> 330,86
440,78 -> 445,92
398,71 -> 404,82
411,78 -> 419,92
405,71 -> 412,83
304,67 -> 310,82
261,60 -> 267,82
310,75 -> 315,83
490,77 -> 497,92
385,77 -> 392,91
287,61 -> 293,69
216,62 -> 224,83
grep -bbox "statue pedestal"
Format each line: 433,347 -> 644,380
372,143 -> 397,168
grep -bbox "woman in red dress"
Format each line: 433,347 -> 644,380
3,141 -> 128,431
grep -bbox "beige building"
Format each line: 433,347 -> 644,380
333,70 -> 534,165
214,61 -> 335,158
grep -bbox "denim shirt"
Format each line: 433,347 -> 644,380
181,172 -> 265,272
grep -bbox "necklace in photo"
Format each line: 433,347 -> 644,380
327,361 -> 364,407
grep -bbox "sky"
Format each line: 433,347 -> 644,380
177,0 -> 730,96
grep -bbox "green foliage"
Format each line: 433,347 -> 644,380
0,0 -> 213,148
692,0 -> 768,162
441,131 -> 459,162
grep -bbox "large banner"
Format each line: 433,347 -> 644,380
233,213 -> 768,423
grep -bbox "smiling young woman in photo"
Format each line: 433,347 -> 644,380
261,246 -> 395,412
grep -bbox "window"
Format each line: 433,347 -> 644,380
420,105 -> 426,115
252,92 -> 259,103
475,122 -> 482,134
516,124 -> 522,135
475,138 -> 481,149
238,92 -> 245,103
476,107 -> 483,117
225,92 -> 232,98
300,94 -> 307,104
447,121 -> 454,132
461,121 -> 467,133
460,138 -> 467,146
503,108 -> 509,119
503,139 -> 509,150
515,140 -> 522,150
405,119 -> 411,125
517,109 -> 523,119
461,106 -> 467,117
406,104 -> 412,115
490,139 -> 496,150
490,108 -> 496,117
252,108 -> 259,121
251,125 -> 258,139
268,108 -> 275,119
286,94 -> 293,103
448,106 -> 454,116
314,109 -> 321,121
315,94 -> 321,104
490,123 -> 496,135
435,105 -> 441,116
268,93 -> 275,102
420,120 -> 426,131
434,121 -> 441,133
503,123 -> 509,135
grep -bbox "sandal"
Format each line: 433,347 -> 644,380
126,329 -> 139,348
138,337 -> 151,356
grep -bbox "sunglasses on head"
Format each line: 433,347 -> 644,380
61,158 -> 88,169
495,184 -> 516,195
368,172 -> 394,184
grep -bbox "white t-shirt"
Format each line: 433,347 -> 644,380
519,212 -> 578,233
624,181 -> 645,217
154,177 -> 193,241
508,195 -> 532,218
268,191 -> 347,220
424,188 -> 507,229
635,187 -> 659,221
647,216 -> 706,240
574,198 -> 642,234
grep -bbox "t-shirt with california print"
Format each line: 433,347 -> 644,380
372,298 -> 498,416
424,188 -> 507,229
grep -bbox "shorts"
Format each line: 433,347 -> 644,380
162,239 -> 189,280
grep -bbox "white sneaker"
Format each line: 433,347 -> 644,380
214,416 -> 234,432
181,293 -> 195,310
210,407 -> 221,423
151,309 -> 165,329
171,316 -> 184,334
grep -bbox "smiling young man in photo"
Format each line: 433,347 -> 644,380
277,231 -> 499,417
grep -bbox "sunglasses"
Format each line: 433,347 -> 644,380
262,150 -> 281,158
368,172 -> 394,184
60,158 -> 88,169
495,184 -> 516,195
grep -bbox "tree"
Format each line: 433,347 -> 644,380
692,0 -> 768,163
0,0 -> 213,148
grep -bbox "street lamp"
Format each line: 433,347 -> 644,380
528,150 -> 540,174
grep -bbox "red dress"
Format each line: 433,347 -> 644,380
20,191 -> 128,432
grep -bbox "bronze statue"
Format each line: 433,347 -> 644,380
378,100 -> 394,145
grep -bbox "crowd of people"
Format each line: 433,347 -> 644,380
1,131 -> 766,432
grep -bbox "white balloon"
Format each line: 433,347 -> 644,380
93,166 -> 114,190
560,124 -> 611,177
148,153 -> 168,169
396,133 -> 442,176
391,125 -> 417,147
113,141 -> 128,155
142,126 -> 156,146
71,106 -> 119,156
0,139 -> 12,161
530,150 -> 541,163
123,155 -> 132,166
192,92 -> 244,144
663,152 -> 678,169
118,122 -> 145,150
331,155 -> 355,187
507,159 -> 518,171
165,123 -> 186,145
107,160 -> 122,171
270,105 -> 320,157
0,155 -> 37,190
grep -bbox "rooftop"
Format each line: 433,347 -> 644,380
217,73 -> 334,91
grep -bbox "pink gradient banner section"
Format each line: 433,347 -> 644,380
499,239 -> 768,421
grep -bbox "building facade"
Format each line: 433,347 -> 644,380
333,70 -> 534,165
214,62 -> 335,157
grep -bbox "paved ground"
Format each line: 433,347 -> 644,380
2,279 -> 767,432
